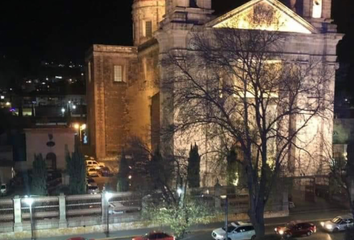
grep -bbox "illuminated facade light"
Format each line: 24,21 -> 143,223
5,102 -> 11,106
74,123 -> 80,130
0,96 -> 4,99
61,108 -> 65,113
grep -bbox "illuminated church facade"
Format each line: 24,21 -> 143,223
86,0 -> 342,185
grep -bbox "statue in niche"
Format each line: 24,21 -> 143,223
312,0 -> 322,18
190,0 -> 198,8
290,0 -> 296,11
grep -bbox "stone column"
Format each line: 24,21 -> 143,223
13,196 -> 23,232
283,191 -> 289,211
101,192 -> 107,224
59,194 -> 67,228
214,181 -> 221,210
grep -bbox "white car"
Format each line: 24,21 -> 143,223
87,168 -> 99,177
0,184 -> 7,196
320,215 -> 354,232
212,222 -> 256,240
86,160 -> 100,170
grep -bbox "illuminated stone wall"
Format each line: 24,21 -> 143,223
132,0 -> 165,46
85,45 -> 138,160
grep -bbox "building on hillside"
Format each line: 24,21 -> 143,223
86,0 -> 342,186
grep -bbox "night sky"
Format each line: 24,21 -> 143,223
0,0 -> 352,86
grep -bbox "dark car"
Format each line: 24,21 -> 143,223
99,167 -> 113,177
132,231 -> 175,240
275,221 -> 316,238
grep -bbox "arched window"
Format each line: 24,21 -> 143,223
46,152 -> 57,170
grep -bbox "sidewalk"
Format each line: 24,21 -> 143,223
290,189 -> 348,214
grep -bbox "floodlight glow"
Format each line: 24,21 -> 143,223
177,188 -> 183,196
24,196 -> 34,206
105,192 -> 113,201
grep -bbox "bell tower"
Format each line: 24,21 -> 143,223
132,0 -> 165,46
295,0 -> 332,20
164,0 -> 213,26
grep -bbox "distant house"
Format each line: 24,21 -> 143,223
21,127 -> 76,171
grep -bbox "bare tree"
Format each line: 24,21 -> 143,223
160,5 -> 334,238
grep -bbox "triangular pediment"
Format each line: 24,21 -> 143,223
207,0 -> 317,34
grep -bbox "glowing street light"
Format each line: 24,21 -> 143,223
105,192 -> 113,237
72,105 -> 77,110
220,195 -> 228,240
73,123 -> 80,130
24,196 -> 35,240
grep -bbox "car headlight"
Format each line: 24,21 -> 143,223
279,230 -> 284,235
320,222 -> 324,227
274,228 -> 277,231
326,224 -> 333,230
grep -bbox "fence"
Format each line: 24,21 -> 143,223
0,192 -> 142,233
0,186 -> 288,233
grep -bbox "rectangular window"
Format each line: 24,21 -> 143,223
114,65 -> 123,82
145,21 -> 152,38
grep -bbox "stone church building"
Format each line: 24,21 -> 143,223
86,0 -> 342,185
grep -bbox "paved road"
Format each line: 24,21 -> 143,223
21,209 -> 348,240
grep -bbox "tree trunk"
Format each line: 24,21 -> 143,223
249,200 -> 266,239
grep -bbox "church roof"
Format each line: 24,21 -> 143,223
206,0 -> 318,34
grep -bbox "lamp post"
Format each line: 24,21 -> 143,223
24,196 -> 34,240
221,195 -> 228,240
105,192 -> 113,237
73,123 -> 86,143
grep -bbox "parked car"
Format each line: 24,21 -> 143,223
109,202 -> 141,215
320,215 -> 354,232
0,184 -> 7,196
98,162 -> 106,168
86,160 -> 100,170
275,221 -> 316,238
86,178 -> 97,187
212,222 -> 256,240
99,167 -> 113,177
87,168 -> 99,177
132,231 -> 175,240
108,202 -> 124,215
87,185 -> 100,194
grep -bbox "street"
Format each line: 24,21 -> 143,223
20,209 -> 348,240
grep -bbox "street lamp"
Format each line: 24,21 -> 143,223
24,196 -> 34,240
61,107 -> 65,117
105,192 -> 113,237
221,195 -> 228,240
177,187 -> 183,197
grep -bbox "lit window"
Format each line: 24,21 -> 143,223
114,65 -> 124,82
145,21 -> 153,38
312,0 -> 322,18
